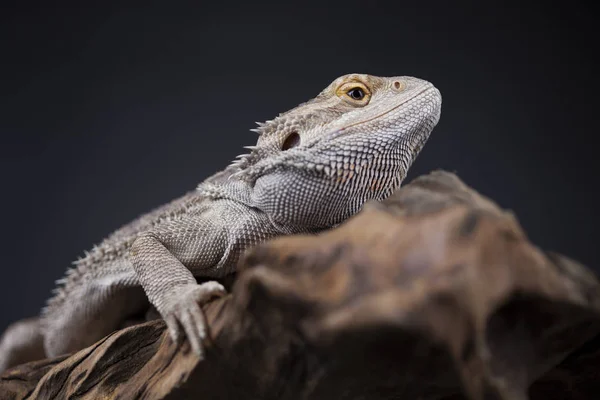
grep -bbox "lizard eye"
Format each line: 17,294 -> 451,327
346,88 -> 365,100
336,81 -> 371,106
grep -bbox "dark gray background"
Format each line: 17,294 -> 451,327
1,2 -> 598,331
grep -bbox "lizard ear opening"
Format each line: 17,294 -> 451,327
282,132 -> 300,151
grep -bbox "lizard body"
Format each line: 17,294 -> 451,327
0,74 -> 442,370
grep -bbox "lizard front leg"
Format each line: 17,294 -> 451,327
129,208 -> 229,356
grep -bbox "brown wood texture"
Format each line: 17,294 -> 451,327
2,170 -> 599,400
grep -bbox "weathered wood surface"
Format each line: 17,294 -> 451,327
2,170 -> 599,400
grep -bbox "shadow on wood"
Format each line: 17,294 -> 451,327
2,170 -> 599,399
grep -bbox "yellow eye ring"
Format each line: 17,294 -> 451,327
336,81 -> 371,106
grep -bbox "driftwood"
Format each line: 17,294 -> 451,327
1,170 -> 599,400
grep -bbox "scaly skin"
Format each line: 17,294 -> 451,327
0,74 -> 442,370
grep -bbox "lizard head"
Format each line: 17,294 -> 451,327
221,74 -> 442,229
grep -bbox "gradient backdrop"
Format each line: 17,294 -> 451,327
1,2 -> 598,331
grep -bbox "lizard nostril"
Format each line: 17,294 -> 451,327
282,132 -> 300,151
393,81 -> 407,92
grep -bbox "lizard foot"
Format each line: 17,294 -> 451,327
161,281 -> 226,357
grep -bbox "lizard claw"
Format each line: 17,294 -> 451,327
161,281 -> 226,357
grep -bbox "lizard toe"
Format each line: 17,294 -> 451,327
160,281 -> 226,357
181,307 -> 205,356
192,281 -> 227,303
165,314 -> 182,344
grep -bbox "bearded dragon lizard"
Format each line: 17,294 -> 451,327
0,74 -> 442,370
